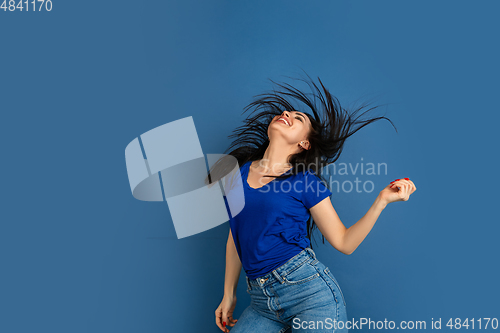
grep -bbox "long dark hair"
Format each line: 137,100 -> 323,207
206,72 -> 397,250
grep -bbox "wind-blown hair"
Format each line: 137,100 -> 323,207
206,72 -> 397,250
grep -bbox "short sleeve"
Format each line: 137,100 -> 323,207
301,170 -> 332,209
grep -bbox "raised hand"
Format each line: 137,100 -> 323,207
379,178 -> 417,204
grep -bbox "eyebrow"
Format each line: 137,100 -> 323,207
294,112 -> 307,120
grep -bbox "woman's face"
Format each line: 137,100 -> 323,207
268,110 -> 312,149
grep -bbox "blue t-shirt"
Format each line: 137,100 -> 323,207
224,160 -> 332,280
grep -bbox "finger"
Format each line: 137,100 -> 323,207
402,178 -> 417,192
401,181 -> 413,197
390,179 -> 410,188
390,179 -> 402,189
227,315 -> 236,326
222,314 -> 229,333
398,184 -> 407,195
407,183 -> 415,198
215,310 -> 224,331
390,180 -> 409,192
389,180 -> 398,189
402,184 -> 410,200
386,182 -> 395,188
389,179 -> 403,188
227,315 -> 238,326
394,179 -> 415,197
403,178 -> 417,192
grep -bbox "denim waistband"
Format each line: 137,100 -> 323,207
245,247 -> 318,288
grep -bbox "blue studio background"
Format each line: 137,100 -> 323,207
1,1 -> 499,332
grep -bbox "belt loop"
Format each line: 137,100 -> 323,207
271,269 -> 285,284
307,246 -> 316,260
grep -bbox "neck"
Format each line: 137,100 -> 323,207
257,140 -> 295,174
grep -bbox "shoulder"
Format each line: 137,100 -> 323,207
239,160 -> 252,172
300,169 -> 330,191
292,169 -> 323,189
300,168 -> 321,180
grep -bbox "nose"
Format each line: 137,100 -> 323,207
282,111 -> 290,118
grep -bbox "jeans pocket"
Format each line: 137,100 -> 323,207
283,261 -> 320,285
324,267 -> 346,307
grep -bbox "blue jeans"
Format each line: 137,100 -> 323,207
230,247 -> 348,332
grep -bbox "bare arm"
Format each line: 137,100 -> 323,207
224,229 -> 242,297
215,229 -> 242,333
342,196 -> 386,254
309,179 -> 416,255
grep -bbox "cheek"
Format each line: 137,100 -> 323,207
299,124 -> 310,136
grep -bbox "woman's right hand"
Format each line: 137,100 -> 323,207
215,295 -> 238,332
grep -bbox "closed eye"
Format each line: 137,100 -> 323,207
295,116 -> 303,122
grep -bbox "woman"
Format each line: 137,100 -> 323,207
211,73 -> 416,332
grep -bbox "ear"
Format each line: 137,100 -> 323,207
299,140 -> 310,150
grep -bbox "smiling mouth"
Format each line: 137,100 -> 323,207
277,117 -> 290,126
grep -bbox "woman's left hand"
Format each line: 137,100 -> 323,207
379,178 -> 417,205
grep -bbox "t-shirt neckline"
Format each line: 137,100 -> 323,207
244,160 -> 294,190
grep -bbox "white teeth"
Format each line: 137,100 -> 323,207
278,117 -> 290,126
